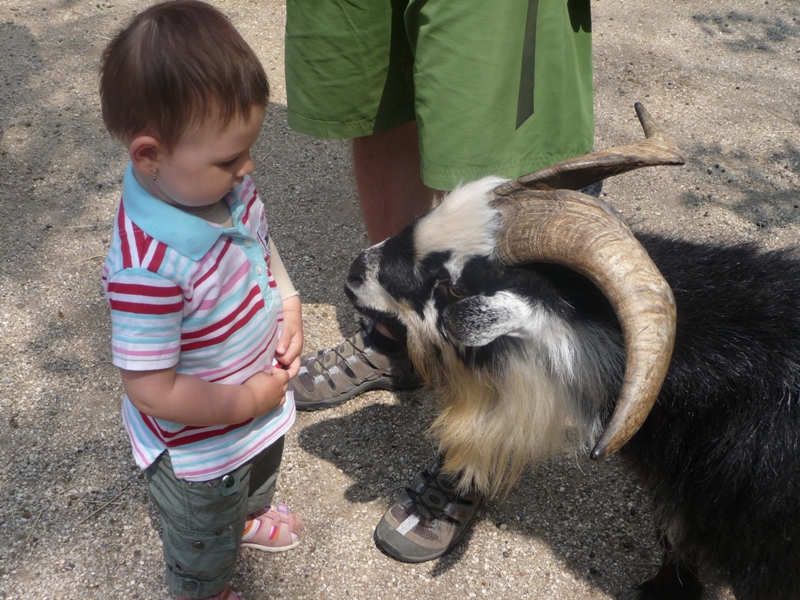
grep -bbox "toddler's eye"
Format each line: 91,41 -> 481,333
219,156 -> 239,168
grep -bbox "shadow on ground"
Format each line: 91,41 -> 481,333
295,398 -> 734,599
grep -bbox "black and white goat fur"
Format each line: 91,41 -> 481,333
345,173 -> 800,599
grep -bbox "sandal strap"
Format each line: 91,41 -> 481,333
406,464 -> 480,524
241,504 -> 303,551
294,327 -> 402,400
311,329 -> 391,375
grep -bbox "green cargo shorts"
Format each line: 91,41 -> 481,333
145,437 -> 284,599
285,0 -> 594,190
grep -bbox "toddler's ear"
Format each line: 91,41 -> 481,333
128,135 -> 162,177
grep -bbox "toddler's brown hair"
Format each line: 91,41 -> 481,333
100,0 -> 269,149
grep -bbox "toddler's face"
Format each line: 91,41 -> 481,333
154,104 -> 266,208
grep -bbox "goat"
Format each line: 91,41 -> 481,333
344,104 -> 800,600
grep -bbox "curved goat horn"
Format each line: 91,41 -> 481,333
491,103 -> 682,459
494,102 -> 684,196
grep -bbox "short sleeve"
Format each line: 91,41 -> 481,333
105,268 -> 184,371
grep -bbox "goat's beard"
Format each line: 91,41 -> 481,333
408,342 -> 590,499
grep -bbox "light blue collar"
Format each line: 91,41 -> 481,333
121,163 -> 245,260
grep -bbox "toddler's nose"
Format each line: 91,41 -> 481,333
238,154 -> 254,178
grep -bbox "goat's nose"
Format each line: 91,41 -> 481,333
347,253 -> 367,287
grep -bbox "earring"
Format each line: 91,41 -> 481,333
151,169 -> 159,182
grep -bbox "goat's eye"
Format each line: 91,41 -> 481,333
433,277 -> 465,299
442,281 -> 468,300
434,278 -> 453,295
447,284 -> 465,299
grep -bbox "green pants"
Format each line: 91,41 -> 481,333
285,0 -> 594,190
145,437 -> 284,598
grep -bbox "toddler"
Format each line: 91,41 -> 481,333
100,2 -> 303,598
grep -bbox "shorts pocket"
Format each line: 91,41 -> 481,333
162,525 -> 239,597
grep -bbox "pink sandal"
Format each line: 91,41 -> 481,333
241,503 -> 303,552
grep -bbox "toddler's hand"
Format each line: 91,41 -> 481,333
274,355 -> 301,379
243,368 -> 290,417
275,295 -> 303,375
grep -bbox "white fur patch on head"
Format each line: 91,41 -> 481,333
519,301 -> 580,384
414,176 -> 506,271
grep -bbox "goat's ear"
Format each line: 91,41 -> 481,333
441,291 -> 532,347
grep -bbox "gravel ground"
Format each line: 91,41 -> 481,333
1,1 -> 798,599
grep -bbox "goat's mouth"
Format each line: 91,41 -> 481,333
343,285 -> 410,344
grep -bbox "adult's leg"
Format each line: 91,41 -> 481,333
286,0 -> 426,410
290,139 -> 422,408
352,120 -> 437,244
288,0 -> 593,413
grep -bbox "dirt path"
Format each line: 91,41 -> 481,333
1,2 -> 798,598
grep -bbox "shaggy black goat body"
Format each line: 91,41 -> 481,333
615,235 -> 800,600
471,235 -> 800,599
348,223 -> 800,599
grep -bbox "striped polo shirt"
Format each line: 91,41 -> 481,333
102,163 -> 295,481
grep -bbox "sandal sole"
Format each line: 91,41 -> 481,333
241,538 -> 301,553
294,376 -> 418,411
